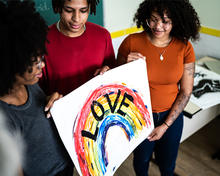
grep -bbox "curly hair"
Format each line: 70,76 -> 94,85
52,0 -> 100,15
0,0 -> 48,96
134,0 -> 201,42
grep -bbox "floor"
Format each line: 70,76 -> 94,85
74,117 -> 220,176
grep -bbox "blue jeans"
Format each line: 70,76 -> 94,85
133,110 -> 183,176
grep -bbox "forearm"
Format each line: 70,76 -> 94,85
165,90 -> 191,126
165,62 -> 195,126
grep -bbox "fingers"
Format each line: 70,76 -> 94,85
46,112 -> 52,119
148,133 -> 161,141
94,66 -> 110,76
94,68 -> 101,76
147,125 -> 167,141
147,131 -> 159,141
45,92 -> 63,118
94,53 -> 145,75
127,52 -> 146,63
99,66 -> 110,75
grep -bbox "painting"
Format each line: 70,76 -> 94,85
51,59 -> 154,176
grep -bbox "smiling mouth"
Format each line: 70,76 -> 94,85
36,72 -> 42,78
70,24 -> 81,29
153,29 -> 164,32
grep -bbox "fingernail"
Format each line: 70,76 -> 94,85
45,107 -> 49,112
47,113 -> 51,118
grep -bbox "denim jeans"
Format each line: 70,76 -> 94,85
133,110 -> 183,176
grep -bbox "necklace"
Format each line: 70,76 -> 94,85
157,39 -> 172,61
159,50 -> 166,61
56,20 -> 61,31
56,20 -> 86,35
150,36 -> 172,61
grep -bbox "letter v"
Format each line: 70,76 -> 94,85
104,90 -> 121,113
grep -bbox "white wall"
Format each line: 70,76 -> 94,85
105,0 -> 220,59
191,0 -> 220,29
103,0 -> 220,31
192,33 -> 220,59
191,0 -> 220,59
112,35 -> 127,57
103,0 -> 142,32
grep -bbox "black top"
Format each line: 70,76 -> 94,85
0,84 -> 73,176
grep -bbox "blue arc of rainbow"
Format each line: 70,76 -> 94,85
73,84 -> 152,176
97,114 -> 135,173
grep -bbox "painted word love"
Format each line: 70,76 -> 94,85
81,90 -> 133,141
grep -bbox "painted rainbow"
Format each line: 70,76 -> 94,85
74,84 -> 151,176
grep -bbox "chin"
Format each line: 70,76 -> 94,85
28,79 -> 39,85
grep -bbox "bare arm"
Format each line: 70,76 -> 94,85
148,62 -> 195,141
165,62 -> 195,125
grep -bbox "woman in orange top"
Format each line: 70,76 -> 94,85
117,0 -> 200,175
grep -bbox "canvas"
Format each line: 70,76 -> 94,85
51,59 -> 154,176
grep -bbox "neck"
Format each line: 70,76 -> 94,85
57,20 -> 86,38
0,84 -> 28,106
148,34 -> 172,47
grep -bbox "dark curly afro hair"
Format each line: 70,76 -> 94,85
0,0 -> 48,96
134,0 -> 201,43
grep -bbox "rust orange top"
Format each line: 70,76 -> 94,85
118,31 -> 195,112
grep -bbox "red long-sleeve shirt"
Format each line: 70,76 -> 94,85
40,22 -> 115,96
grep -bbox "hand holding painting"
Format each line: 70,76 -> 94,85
51,59 -> 154,176
127,52 -> 146,63
117,0 -> 200,175
44,92 -> 63,118
0,1 -> 74,175
39,0 -> 115,96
